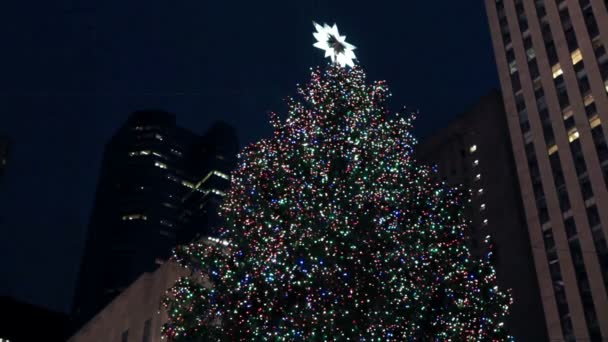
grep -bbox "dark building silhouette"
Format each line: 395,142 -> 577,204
485,0 -> 608,339
416,91 -> 548,341
0,296 -> 67,342
0,136 -> 9,183
178,121 -> 238,245
71,110 -> 237,331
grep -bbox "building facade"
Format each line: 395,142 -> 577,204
416,91 -> 548,341
68,238 -> 221,342
68,261 -> 183,342
485,0 -> 608,340
71,111 -> 237,332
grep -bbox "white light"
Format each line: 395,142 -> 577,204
552,64 -> 563,79
475,173 -> 481,181
483,219 -> 489,225
213,170 -> 230,180
478,188 -> 484,194
469,145 -> 477,153
211,189 -> 226,196
208,236 -> 230,246
313,22 -> 357,68
473,159 -> 479,166
480,203 -> 486,211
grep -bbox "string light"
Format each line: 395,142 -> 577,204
161,65 -> 512,341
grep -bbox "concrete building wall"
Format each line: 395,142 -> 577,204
417,91 -> 548,341
68,262 -> 182,342
485,0 -> 608,340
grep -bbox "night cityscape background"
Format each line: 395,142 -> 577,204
0,1 -> 496,314
3,0 -> 608,340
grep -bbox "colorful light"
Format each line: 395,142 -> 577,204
161,65 -> 513,341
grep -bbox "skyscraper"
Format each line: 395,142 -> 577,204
416,91 -> 547,341
71,110 -> 237,331
485,1 -> 608,340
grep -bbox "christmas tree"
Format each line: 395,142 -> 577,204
161,23 -> 512,341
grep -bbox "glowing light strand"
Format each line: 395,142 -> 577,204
161,65 -> 512,341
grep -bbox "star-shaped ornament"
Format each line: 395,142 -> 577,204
313,22 -> 357,68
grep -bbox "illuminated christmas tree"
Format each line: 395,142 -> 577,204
161,23 -> 512,341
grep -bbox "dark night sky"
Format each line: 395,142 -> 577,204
0,1 -> 498,313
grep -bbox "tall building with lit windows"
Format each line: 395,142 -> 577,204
71,111 -> 238,332
485,0 -> 608,340
417,90 -> 548,341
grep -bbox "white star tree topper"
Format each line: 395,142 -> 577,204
313,22 -> 357,68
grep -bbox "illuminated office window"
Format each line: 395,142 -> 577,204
571,49 -> 583,65
568,128 -> 580,142
181,180 -> 195,189
552,64 -> 563,78
129,150 -> 151,157
154,161 -> 168,169
589,115 -> 601,129
548,144 -> 558,155
213,170 -> 230,180
122,214 -> 147,221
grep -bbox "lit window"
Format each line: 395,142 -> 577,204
213,170 -> 230,180
548,144 -> 558,155
155,161 -> 168,169
211,189 -> 226,196
589,115 -> 601,129
480,203 -> 486,211
129,150 -> 151,157
509,60 -> 518,74
155,134 -> 164,141
473,159 -> 479,167
163,202 -> 176,209
478,188 -> 484,195
552,63 -> 563,78
568,128 -> 580,142
469,145 -> 477,153
475,174 -> 481,181
483,219 -> 489,226
122,214 -> 147,221
170,149 -> 183,156
584,94 -> 594,106
526,48 -> 536,60
217,154 -> 225,160
181,180 -> 195,189
562,108 -> 573,120
571,49 -> 583,65
152,152 -> 166,159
